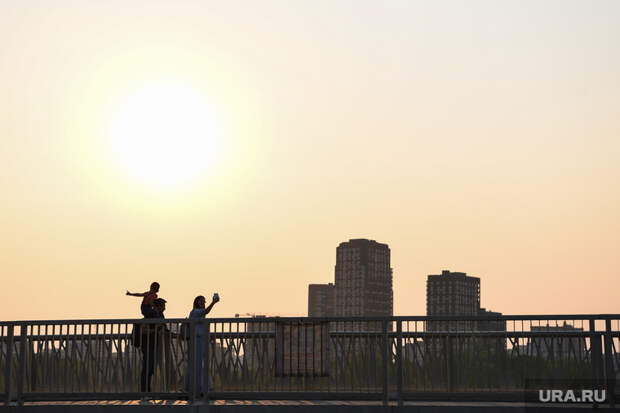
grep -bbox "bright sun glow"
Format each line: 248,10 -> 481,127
109,82 -> 220,188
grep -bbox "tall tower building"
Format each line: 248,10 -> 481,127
334,239 -> 393,321
426,270 -> 480,331
308,283 -> 335,317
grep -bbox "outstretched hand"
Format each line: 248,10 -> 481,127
126,290 -> 130,296
212,296 -> 220,304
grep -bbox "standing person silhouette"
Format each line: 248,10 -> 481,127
183,294 -> 219,398
126,282 -> 160,316
140,298 -> 167,398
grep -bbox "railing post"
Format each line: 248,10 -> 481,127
16,324 -> 27,406
275,319 -> 283,376
589,319 -> 603,384
396,320 -> 403,407
188,320 -> 196,404
325,320 -> 330,382
446,334 -> 454,392
4,325 -> 14,405
604,319 -> 615,409
381,320 -> 388,406
382,319 -> 388,407
202,320 -> 210,410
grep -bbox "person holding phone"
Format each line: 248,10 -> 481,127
183,293 -> 219,398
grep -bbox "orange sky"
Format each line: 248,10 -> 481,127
1,1 -> 619,321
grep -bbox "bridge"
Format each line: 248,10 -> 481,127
1,315 -> 619,411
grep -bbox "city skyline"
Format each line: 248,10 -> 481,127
1,2 -> 619,321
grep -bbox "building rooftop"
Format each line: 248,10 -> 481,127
428,270 -> 480,280
338,238 -> 390,249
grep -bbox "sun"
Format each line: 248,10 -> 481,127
109,82 -> 221,188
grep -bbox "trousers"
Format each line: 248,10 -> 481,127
184,336 -> 211,396
140,337 -> 157,392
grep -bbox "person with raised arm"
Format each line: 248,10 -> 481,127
183,293 -> 219,398
126,282 -> 160,316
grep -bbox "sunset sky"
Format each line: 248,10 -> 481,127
1,1 -> 619,321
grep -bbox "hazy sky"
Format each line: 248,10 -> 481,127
1,1 -> 619,321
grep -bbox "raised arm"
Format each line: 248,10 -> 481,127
126,291 -> 144,297
204,296 -> 219,315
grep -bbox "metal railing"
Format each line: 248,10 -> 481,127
1,315 -> 619,407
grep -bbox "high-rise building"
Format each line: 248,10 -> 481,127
308,283 -> 335,317
334,239 -> 393,330
426,270 -> 480,316
426,270 -> 480,332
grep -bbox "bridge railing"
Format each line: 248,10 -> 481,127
1,315 -> 618,407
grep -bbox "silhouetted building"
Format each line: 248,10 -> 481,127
243,315 -> 275,370
477,307 -> 507,350
308,283 -> 335,317
523,322 -> 587,359
334,239 -> 393,331
426,270 -> 480,332
242,316 -> 329,377
477,308 -> 506,332
276,321 -> 329,377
